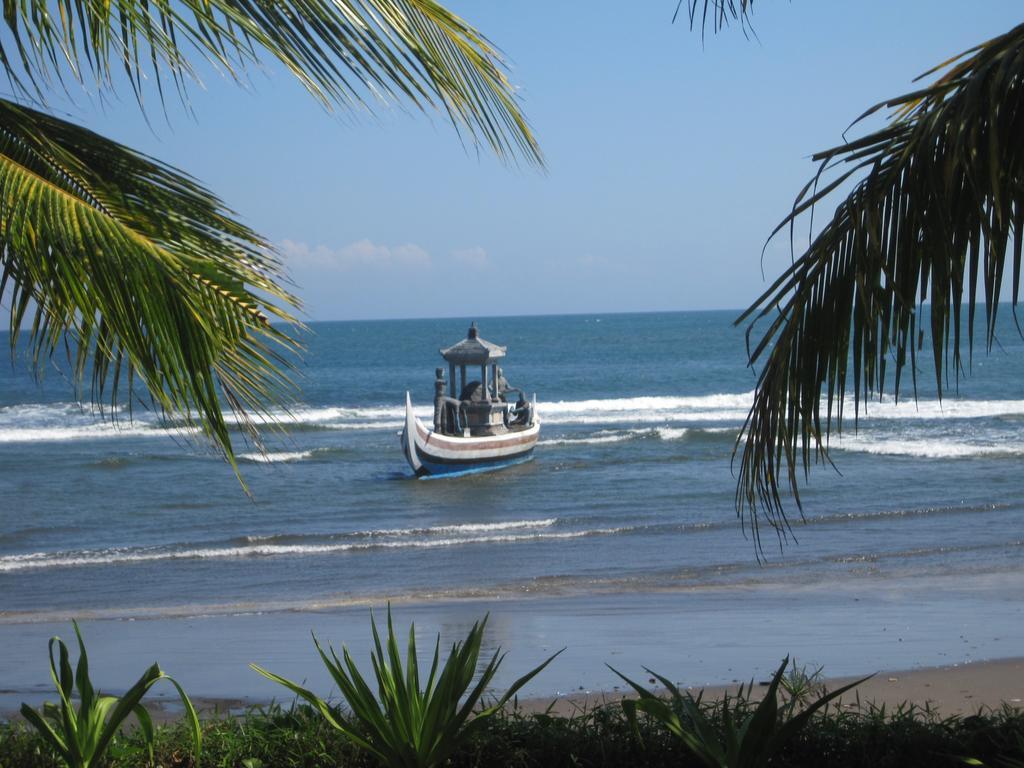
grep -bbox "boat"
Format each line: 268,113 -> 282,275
400,322 -> 540,477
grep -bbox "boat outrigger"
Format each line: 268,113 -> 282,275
401,323 -> 540,477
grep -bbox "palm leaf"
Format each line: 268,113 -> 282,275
734,23 -> 1024,547
676,1 -> 757,38
1,0 -> 540,165
0,98 -> 302,476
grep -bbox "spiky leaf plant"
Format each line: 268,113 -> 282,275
19,620 -> 201,768
612,655 -> 869,768
252,608 -> 561,768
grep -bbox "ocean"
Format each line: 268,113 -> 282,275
1,310 -> 1022,706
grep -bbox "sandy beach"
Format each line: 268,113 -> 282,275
5,657 -> 1020,724
522,657 -> 1024,718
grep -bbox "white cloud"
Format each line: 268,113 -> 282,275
451,246 -> 490,269
281,238 -> 431,270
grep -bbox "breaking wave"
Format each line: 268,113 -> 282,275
833,436 -> 1024,459
238,450 -> 316,463
540,427 -> 692,446
0,518 -> 600,573
5,392 -> 1024,444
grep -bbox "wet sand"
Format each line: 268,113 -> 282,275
2,573 -> 1022,719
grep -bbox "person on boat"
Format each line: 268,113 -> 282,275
433,368 -> 447,432
495,366 -> 510,401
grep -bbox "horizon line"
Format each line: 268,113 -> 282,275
299,306 -> 746,325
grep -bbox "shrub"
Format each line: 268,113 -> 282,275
252,608 -> 560,768
18,621 -> 200,768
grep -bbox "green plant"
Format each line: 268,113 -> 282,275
964,757 -> 1024,768
778,659 -> 826,708
963,732 -> 1024,767
252,608 -> 561,768
611,655 -> 869,768
6,686 -> 1024,768
19,621 -> 200,768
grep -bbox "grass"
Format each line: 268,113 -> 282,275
2,697 -> 1023,767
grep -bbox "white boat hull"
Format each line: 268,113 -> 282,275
400,393 -> 540,477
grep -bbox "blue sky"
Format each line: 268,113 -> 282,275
34,2 -> 1024,321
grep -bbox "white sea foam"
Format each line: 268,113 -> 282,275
5,391 -> 1024,443
837,397 -> 1024,422
315,394 -> 1024,428
252,405 -> 418,425
242,518 -> 557,543
0,401 -> 189,443
537,394 -> 754,425
541,427 -> 692,446
323,420 -> 404,431
0,425 -> 160,443
388,518 -> 557,535
238,450 -> 315,463
540,430 -> 641,446
834,436 -> 1024,459
656,427 -> 689,441
257,405 -> 427,424
0,524 -> 623,573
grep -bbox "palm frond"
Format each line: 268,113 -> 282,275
1,0 -> 540,165
0,98 -> 302,478
735,22 -> 1024,548
676,0 -> 756,37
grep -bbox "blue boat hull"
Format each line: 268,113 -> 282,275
414,450 -> 536,479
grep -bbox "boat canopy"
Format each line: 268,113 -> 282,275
439,322 -> 506,365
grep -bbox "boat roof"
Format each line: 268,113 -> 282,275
440,322 -> 506,364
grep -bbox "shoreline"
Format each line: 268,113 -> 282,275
517,656 -> 1024,718
5,656 -> 1021,723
